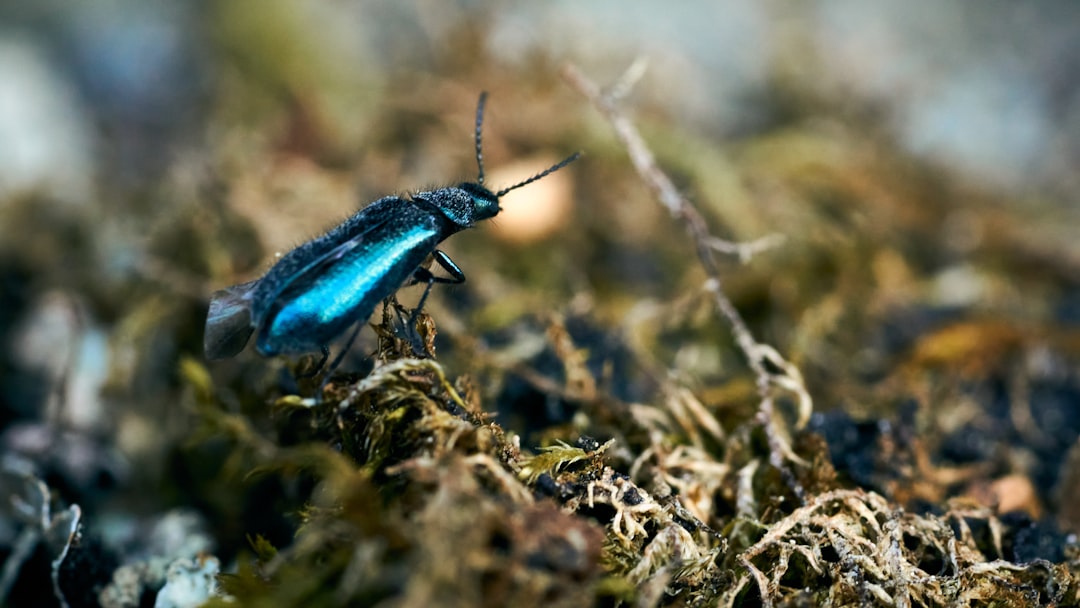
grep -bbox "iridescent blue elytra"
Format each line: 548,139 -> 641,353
261,213 -> 435,355
203,93 -> 579,368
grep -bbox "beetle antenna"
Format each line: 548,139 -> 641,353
496,151 -> 581,197
475,92 -> 488,186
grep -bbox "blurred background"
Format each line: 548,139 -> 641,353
1,0 -> 1079,605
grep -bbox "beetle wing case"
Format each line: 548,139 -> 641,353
204,280 -> 258,359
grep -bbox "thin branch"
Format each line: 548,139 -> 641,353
706,233 -> 787,264
562,63 -> 813,491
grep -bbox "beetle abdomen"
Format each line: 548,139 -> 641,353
255,222 -> 440,355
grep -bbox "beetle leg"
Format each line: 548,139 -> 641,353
409,250 -> 466,286
429,250 -> 466,284
315,322 -> 364,402
297,345 -> 330,378
399,250 -> 467,356
386,298 -> 429,357
409,249 -> 466,316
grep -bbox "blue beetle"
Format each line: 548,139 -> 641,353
204,93 -> 579,371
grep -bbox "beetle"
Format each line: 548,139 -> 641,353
204,92 -> 579,375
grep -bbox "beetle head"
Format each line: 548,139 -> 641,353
458,182 -> 501,222
463,92 -> 580,224
418,182 -> 497,228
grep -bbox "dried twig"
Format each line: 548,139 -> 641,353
562,63 -> 813,484
0,460 -> 82,608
